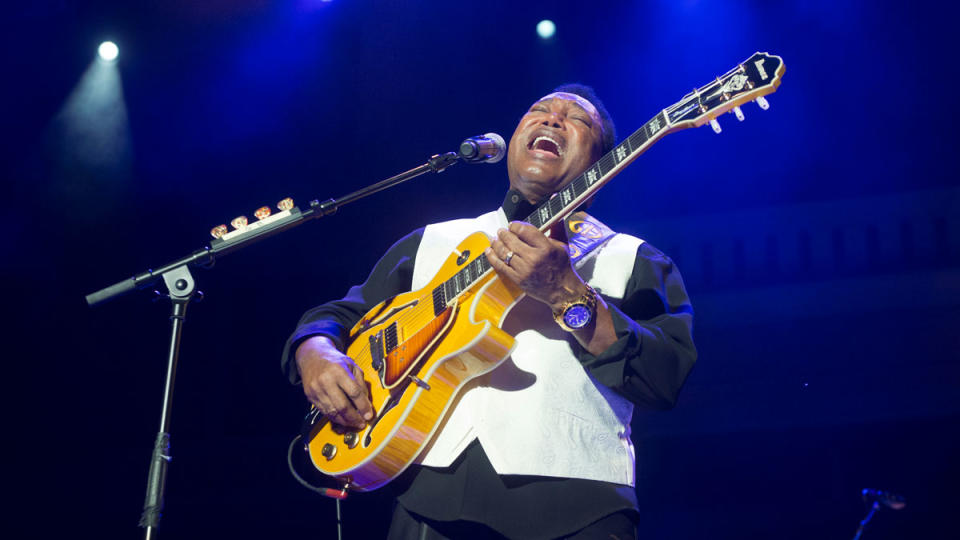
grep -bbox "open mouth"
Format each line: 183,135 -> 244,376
528,135 -> 563,157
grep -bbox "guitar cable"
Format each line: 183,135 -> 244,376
287,435 -> 347,540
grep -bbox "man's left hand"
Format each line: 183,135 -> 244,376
485,221 -> 586,310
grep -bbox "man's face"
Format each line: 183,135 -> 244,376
507,92 -> 605,204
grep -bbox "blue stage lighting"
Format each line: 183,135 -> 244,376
98,41 -> 119,61
537,20 -> 556,39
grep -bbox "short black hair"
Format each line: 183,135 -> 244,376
552,83 -> 616,154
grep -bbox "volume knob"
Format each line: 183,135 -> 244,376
344,432 -> 359,448
321,443 -> 337,460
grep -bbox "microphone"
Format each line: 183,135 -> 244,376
458,133 -> 506,163
861,489 -> 906,510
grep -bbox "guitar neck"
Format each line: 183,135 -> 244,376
523,110 -> 670,231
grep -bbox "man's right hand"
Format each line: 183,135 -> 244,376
295,336 -> 374,430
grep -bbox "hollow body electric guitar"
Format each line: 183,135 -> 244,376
300,52 -> 785,491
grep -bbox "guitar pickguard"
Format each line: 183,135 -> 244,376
380,303 -> 455,388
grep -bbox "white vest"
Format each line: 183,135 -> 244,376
411,209 -> 644,487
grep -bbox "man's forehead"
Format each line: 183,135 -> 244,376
534,92 -> 601,122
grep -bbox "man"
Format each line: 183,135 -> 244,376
282,84 -> 696,539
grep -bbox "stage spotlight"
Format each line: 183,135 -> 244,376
98,41 -> 119,61
50,43 -> 132,204
536,20 -> 556,39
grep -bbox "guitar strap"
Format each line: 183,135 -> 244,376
564,211 -> 618,268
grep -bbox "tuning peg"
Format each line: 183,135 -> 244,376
709,118 -> 722,134
732,106 -> 745,121
277,197 -> 294,211
756,96 -> 770,110
231,215 -> 248,230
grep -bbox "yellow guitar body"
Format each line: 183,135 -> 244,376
303,231 -> 523,491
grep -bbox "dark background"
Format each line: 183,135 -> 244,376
3,1 -> 958,538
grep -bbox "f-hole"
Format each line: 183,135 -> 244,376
363,389 -> 404,447
456,250 -> 471,266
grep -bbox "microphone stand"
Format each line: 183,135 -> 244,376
851,501 -> 881,540
86,151 -> 461,538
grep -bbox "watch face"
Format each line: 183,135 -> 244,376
563,304 -> 593,329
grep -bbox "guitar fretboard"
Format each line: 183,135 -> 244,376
431,110 -> 670,313
433,255 -> 492,315
524,110 -> 668,229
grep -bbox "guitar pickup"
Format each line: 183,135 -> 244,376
369,331 -> 385,372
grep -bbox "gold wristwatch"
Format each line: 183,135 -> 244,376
553,284 -> 598,332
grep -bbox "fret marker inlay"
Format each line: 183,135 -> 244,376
586,169 -> 598,185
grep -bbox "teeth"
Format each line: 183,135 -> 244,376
532,135 -> 563,156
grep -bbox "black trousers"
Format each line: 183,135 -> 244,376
387,503 -> 638,540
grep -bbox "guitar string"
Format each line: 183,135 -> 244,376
665,61 -> 774,119
364,60 -> 769,349
364,99 -> 672,359
356,61 -> 772,377
369,98 -> 665,354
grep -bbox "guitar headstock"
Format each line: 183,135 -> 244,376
666,52 -> 785,133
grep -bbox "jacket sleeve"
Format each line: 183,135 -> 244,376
280,228 -> 424,384
577,242 -> 697,410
